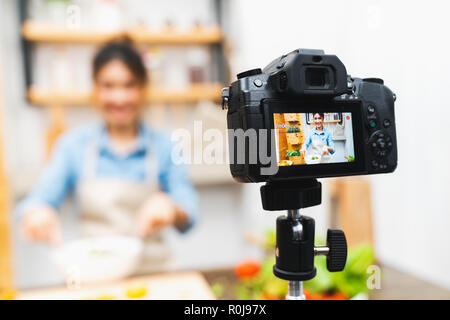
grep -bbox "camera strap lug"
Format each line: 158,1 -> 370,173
221,87 -> 230,110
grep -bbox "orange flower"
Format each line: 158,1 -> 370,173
235,259 -> 261,279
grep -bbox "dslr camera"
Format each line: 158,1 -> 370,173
222,49 -> 398,297
222,49 -> 397,183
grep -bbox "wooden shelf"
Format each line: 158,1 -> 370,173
307,120 -> 342,124
22,21 -> 223,45
28,83 -> 224,105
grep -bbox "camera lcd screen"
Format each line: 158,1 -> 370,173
274,112 -> 355,167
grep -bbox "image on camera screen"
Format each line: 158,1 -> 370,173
274,112 -> 355,166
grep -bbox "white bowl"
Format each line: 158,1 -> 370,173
278,160 -> 293,166
52,236 -> 144,284
305,154 -> 322,164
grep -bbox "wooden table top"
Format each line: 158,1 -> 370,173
16,265 -> 450,300
18,271 -> 215,300
202,265 -> 450,300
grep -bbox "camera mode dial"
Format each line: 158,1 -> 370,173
237,68 -> 262,79
369,131 -> 393,158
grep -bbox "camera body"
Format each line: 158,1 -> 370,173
223,49 -> 397,182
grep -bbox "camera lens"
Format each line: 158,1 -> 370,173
305,67 -> 328,87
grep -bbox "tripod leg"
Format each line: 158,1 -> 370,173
287,281 -> 305,300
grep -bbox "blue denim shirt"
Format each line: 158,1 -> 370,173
304,128 -> 335,154
16,123 -> 198,232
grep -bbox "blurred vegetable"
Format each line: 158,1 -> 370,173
125,284 -> 148,299
287,126 -> 301,133
304,243 -> 375,299
345,155 -> 355,162
235,259 -> 261,279
286,150 -> 301,157
304,290 -> 347,300
211,283 -> 225,299
235,257 -> 287,300
0,289 -> 16,300
303,256 -> 334,294
234,230 -> 375,300
87,295 -> 116,300
263,230 -> 276,249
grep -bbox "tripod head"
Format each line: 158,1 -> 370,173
260,178 -> 347,299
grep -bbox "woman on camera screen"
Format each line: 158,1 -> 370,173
301,113 -> 335,163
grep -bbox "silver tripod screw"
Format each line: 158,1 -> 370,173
285,209 -> 306,300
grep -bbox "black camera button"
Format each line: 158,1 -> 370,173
379,162 -> 388,170
237,68 -> 262,79
363,78 -> 384,85
370,131 -> 393,158
368,119 -> 377,129
377,138 -> 386,149
383,119 -> 391,128
367,105 -> 376,114
253,79 -> 263,87
371,160 -> 379,169
277,60 -> 286,69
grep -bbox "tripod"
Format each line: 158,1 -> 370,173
260,178 -> 347,300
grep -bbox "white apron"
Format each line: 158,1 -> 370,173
310,138 -> 331,163
76,135 -> 172,274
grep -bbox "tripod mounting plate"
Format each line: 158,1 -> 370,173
273,265 -> 317,281
260,179 -> 321,211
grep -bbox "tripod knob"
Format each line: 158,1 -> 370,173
326,229 -> 347,272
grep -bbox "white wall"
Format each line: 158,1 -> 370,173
225,0 -> 450,289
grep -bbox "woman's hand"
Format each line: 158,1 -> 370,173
21,206 -> 62,246
137,192 -> 186,238
322,148 -> 329,156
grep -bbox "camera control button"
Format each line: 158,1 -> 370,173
379,162 -> 388,170
277,60 -> 286,69
369,119 -> 377,128
253,79 -> 263,87
383,119 -> 391,128
370,131 -> 392,158
276,55 -> 287,69
371,160 -> 379,168
363,78 -> 384,85
377,138 -> 386,149
237,68 -> 262,79
367,105 -> 376,114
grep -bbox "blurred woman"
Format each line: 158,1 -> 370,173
18,39 -> 197,271
301,113 -> 335,163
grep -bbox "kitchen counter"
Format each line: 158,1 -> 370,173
16,265 -> 450,300
202,265 -> 450,300
18,271 -> 215,300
